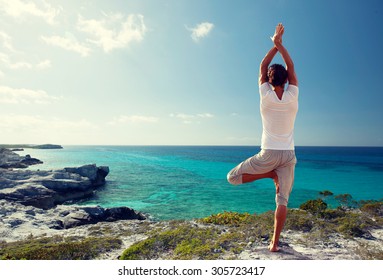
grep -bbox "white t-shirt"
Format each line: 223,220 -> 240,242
259,82 -> 299,150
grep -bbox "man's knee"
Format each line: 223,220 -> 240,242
275,193 -> 289,206
274,174 -> 293,206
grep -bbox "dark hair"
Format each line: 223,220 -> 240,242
267,64 -> 288,87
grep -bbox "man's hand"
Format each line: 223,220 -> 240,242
270,23 -> 284,45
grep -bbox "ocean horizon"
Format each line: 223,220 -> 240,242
16,145 -> 383,220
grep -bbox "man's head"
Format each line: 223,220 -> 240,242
267,64 -> 288,87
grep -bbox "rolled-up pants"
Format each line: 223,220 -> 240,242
227,149 -> 297,206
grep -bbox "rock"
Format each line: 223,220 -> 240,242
8,218 -> 24,227
0,200 -> 146,235
0,148 -> 42,169
0,160 -> 110,209
10,148 -> 24,152
47,220 -> 64,230
21,154 -> 43,167
104,207 -> 146,221
63,164 -> 109,186
25,209 -> 36,216
0,183 -> 57,209
62,205 -> 146,229
62,211 -> 92,228
0,148 -> 147,244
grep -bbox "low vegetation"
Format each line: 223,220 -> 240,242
0,236 -> 121,260
120,223 -> 223,260
120,193 -> 383,260
1,193 -> 382,260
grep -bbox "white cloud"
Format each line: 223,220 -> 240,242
0,31 -> 16,52
188,22 -> 214,42
197,113 -> 214,118
0,114 -> 98,144
0,53 -> 33,69
0,31 -> 51,69
0,115 -> 97,131
0,52 -> 51,70
170,112 -> 214,124
0,86 -> 60,104
0,32 -> 33,69
77,13 -> 147,52
36,59 -> 51,69
0,0 -> 61,25
108,115 -> 159,125
41,35 -> 91,57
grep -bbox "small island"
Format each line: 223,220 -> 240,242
0,144 -> 63,150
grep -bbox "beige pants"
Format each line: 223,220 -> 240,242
227,149 -> 297,206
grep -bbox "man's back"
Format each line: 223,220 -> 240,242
259,82 -> 299,150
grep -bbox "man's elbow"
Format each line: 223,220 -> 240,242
289,76 -> 298,86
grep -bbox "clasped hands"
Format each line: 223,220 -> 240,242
270,23 -> 284,46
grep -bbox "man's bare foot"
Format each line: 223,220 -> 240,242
268,241 -> 280,252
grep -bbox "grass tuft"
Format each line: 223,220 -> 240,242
0,236 -> 122,260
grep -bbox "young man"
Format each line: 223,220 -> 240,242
227,23 -> 298,252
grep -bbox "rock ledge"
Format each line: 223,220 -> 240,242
0,148 -> 146,239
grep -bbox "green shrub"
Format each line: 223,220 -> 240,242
336,220 -> 365,237
285,209 -> 314,232
319,190 -> 334,197
321,208 -> 346,220
335,212 -> 374,238
201,211 -> 255,226
119,237 -> 157,260
354,242 -> 383,260
216,232 -> 245,251
335,194 -> 357,209
359,201 -> 383,217
120,223 -> 220,260
0,236 -> 122,260
299,199 -> 327,215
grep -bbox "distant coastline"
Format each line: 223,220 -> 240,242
2,144 -> 383,148
0,144 -> 63,150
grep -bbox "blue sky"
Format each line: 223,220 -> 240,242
0,0 -> 382,146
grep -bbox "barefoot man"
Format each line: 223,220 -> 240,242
227,23 -> 298,252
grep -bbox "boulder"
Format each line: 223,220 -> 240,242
63,164 -> 109,186
0,163 -> 110,209
0,184 -> 57,209
0,148 -> 42,169
61,205 -> 146,229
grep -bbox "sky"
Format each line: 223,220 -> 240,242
0,0 -> 382,146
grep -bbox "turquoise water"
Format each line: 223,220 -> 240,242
20,146 -> 383,220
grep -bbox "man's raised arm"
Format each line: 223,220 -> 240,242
272,24 -> 298,86
259,47 -> 278,86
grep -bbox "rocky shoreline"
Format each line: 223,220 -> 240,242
0,148 -> 146,242
1,148 -> 382,260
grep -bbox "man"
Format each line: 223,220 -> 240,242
227,23 -> 298,252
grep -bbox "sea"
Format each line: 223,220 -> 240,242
18,146 -> 383,220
